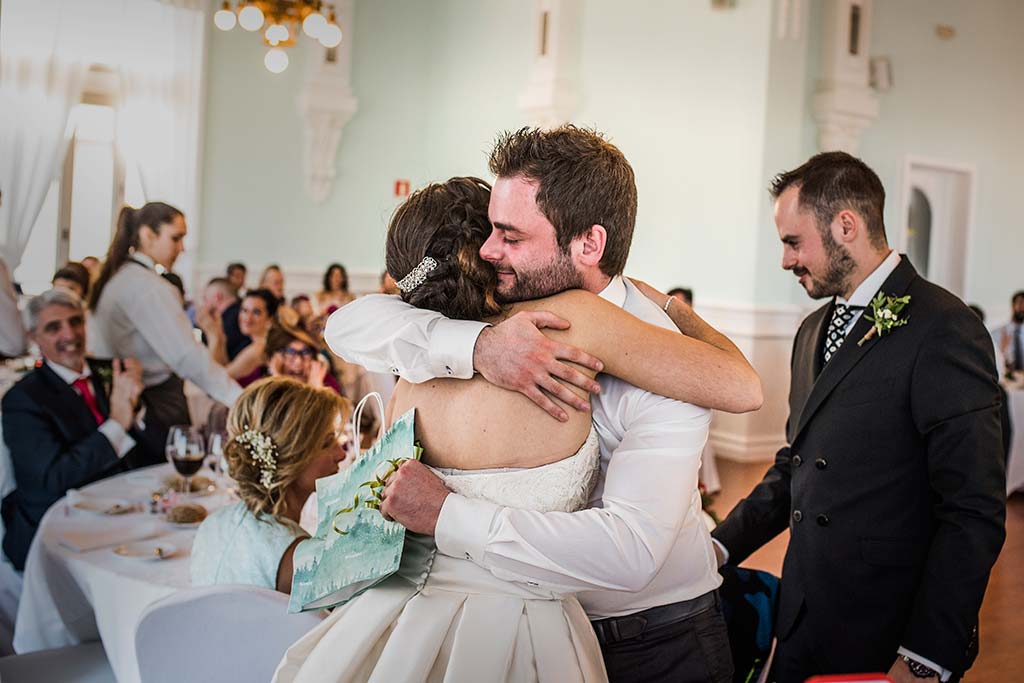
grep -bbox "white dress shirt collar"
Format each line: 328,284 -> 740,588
596,276 -> 627,307
838,250 -> 901,308
130,252 -> 157,270
46,359 -> 90,385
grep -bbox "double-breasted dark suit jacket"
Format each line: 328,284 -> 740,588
1,359 -> 155,569
713,257 -> 1006,677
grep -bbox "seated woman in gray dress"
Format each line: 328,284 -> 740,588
191,377 -> 351,592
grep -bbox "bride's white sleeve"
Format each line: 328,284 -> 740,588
435,394 -> 709,594
323,294 -> 488,383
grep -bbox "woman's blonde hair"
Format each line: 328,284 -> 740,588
225,377 -> 351,520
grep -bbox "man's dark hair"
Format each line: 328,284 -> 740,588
226,262 -> 246,275
668,287 -> 693,305
1012,291 -> 1024,304
488,125 -> 637,277
243,288 -> 280,318
52,262 -> 90,300
770,151 -> 888,249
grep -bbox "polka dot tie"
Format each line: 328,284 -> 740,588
822,304 -> 864,365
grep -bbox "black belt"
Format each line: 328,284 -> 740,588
590,591 -> 718,645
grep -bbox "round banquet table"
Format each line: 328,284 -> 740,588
13,464 -> 234,683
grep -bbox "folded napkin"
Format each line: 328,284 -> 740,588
66,489 -> 135,515
59,521 -> 161,553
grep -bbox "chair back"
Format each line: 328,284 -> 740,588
134,584 -> 324,683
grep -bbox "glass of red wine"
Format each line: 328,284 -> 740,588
165,425 -> 206,496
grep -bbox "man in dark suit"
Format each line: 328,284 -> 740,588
712,152 -> 1005,683
1,289 -> 149,570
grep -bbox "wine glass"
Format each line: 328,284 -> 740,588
206,430 -> 230,483
165,425 -> 206,496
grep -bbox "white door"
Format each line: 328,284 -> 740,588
900,159 -> 975,299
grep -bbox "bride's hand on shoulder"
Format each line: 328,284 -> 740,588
473,311 -> 603,422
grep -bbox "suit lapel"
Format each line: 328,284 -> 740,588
88,359 -> 112,419
36,363 -> 97,434
791,258 -> 919,444
787,304 -> 830,442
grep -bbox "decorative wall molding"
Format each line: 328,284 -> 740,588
696,300 -> 806,340
812,0 -> 879,153
196,264 -> 381,300
297,0 -> 357,203
695,301 -> 806,463
517,0 -> 581,127
710,430 -> 786,464
776,0 -> 805,41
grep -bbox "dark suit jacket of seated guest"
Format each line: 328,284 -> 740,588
1,358 -> 156,570
222,300 -> 251,361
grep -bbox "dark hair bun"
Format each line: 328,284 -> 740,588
386,177 -> 501,321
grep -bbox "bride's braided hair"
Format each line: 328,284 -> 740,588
386,177 -> 503,321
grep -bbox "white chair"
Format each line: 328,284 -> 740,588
0,642 -> 114,682
134,585 -> 324,683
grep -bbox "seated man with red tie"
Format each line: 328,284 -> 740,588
1,289 -> 150,570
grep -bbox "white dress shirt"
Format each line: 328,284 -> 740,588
992,321 -> 1023,373
835,249 -> 901,335
87,253 -> 241,406
325,277 -> 720,618
45,360 -> 135,458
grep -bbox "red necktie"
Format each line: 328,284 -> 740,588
72,377 -> 104,425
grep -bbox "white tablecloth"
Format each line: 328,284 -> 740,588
13,464 -> 232,682
1005,386 -> 1024,495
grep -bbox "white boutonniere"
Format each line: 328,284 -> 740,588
858,292 -> 911,346
95,363 -> 114,398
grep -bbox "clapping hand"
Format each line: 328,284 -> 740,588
306,356 -> 329,389
109,358 -> 144,429
473,311 -> 603,422
196,305 -> 223,340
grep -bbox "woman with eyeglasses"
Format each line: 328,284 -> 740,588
239,314 -> 342,395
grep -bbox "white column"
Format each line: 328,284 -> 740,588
517,0 -> 581,128
297,0 -> 358,204
812,0 -> 879,154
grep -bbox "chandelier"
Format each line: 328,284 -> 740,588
213,1 -> 343,74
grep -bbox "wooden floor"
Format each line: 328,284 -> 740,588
712,459 -> 1023,681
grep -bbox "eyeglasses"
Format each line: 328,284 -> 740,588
280,347 -> 315,359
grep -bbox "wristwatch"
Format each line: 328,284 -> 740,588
901,655 -> 939,679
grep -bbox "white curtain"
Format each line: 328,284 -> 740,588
116,0 -> 207,287
0,0 -> 88,269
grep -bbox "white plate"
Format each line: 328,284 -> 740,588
112,541 -> 178,560
165,519 -> 203,529
72,498 -> 134,515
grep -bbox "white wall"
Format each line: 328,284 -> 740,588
858,0 -> 1024,324
198,0 -> 778,304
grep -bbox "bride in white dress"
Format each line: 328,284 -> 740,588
275,177 -> 738,682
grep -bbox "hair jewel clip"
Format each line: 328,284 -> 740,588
396,257 -> 438,293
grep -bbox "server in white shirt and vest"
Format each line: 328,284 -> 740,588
325,126 -> 766,683
88,202 -> 242,464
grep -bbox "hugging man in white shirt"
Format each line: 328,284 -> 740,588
325,126 -> 762,683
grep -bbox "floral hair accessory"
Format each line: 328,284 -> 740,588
396,256 -> 438,293
236,426 -> 278,489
